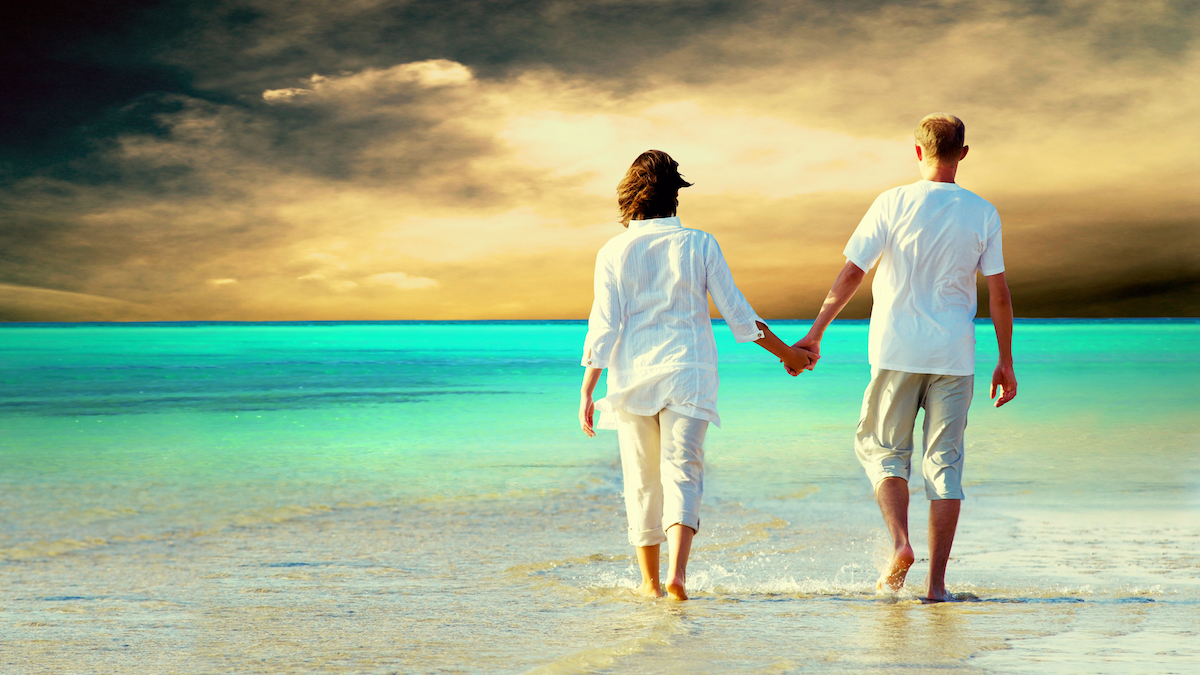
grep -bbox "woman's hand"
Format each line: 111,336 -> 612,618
578,367 -> 603,437
579,392 -> 596,437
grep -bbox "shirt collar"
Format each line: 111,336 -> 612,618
628,216 -> 682,230
918,179 -> 962,190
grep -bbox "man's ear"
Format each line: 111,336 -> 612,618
959,145 -> 969,161
915,144 -> 925,162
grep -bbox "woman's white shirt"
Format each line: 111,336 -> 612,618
581,217 -> 765,429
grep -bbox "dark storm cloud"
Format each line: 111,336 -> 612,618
7,0 -> 1199,178
0,0 -> 203,169
3,0 -> 749,176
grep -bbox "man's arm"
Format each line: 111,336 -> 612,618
579,367 -> 603,437
986,272 -> 1017,407
791,261 -> 867,370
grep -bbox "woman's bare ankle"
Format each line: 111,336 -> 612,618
637,580 -> 664,598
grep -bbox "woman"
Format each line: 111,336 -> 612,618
579,150 -> 814,600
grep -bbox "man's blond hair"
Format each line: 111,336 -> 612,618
915,113 -> 966,164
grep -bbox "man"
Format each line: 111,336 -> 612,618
793,113 -> 1017,602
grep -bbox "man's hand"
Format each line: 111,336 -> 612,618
793,334 -> 821,370
579,392 -> 596,437
990,361 -> 1017,408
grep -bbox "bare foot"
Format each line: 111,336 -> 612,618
665,577 -> 688,601
636,581 -> 664,598
876,544 -> 915,593
923,578 -> 954,603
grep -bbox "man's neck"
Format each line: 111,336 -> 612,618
919,162 -> 958,183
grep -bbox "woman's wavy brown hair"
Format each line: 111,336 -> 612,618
616,150 -> 693,226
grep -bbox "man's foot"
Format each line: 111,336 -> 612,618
923,577 -> 954,603
665,577 -> 688,601
636,581 -> 664,598
876,544 -> 915,593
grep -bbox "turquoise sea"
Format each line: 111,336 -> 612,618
1,320 -> 1198,673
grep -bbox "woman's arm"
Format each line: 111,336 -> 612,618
705,238 -> 769,344
706,237 -> 814,374
580,246 -> 619,438
755,322 -> 817,376
581,248 -> 620,370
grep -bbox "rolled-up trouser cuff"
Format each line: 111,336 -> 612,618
664,511 -> 700,534
926,484 -> 965,500
868,470 -> 909,493
628,526 -> 667,548
867,460 -> 965,500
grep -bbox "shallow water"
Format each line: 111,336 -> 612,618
1,320 -> 1198,673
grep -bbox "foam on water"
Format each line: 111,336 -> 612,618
1,320 -> 1198,673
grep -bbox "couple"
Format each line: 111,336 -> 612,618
577,114 -> 1018,602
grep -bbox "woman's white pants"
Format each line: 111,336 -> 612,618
615,408 -> 708,547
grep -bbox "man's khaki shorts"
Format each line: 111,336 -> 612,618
854,368 -> 974,500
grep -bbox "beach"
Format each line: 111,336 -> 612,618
2,320 -> 1198,673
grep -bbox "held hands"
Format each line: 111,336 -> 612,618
780,345 -> 819,376
579,392 -> 596,437
990,361 -> 1018,408
782,334 -> 822,376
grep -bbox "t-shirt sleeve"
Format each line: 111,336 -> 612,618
843,192 -> 890,272
979,210 -> 1005,276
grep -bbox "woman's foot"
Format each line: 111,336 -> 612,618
665,576 -> 688,601
637,581 -> 664,598
665,524 -> 694,601
634,545 -> 662,598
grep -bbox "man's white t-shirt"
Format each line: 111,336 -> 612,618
844,180 -> 1004,376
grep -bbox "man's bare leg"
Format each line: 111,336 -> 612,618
635,545 -> 663,598
876,477 -> 916,592
925,499 -> 960,602
665,524 -> 694,601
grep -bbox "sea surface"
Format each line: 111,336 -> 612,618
1,319 -> 1198,674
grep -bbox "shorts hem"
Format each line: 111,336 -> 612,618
868,471 -> 909,492
925,490 -> 965,501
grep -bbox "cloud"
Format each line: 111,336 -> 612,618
499,102 -> 913,199
298,273 -> 358,292
365,272 -> 438,290
262,59 -> 474,103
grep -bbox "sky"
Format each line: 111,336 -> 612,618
2,0 -> 1198,321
